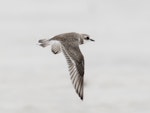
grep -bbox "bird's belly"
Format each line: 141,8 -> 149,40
50,40 -> 62,54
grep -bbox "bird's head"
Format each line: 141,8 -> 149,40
80,34 -> 95,44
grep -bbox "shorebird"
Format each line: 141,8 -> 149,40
38,32 -> 94,100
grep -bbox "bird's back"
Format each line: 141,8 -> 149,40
50,32 -> 80,43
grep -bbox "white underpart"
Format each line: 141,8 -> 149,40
78,37 -> 82,45
83,39 -> 89,44
83,39 -> 88,44
50,40 -> 61,54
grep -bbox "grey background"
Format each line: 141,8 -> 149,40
0,0 -> 150,113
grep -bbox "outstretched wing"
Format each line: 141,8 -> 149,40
61,43 -> 84,100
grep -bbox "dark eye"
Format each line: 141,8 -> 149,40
86,36 -> 89,40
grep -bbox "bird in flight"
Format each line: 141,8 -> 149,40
38,32 -> 94,100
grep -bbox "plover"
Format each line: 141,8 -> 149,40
38,32 -> 94,100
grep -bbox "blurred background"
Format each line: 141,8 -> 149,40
0,0 -> 150,113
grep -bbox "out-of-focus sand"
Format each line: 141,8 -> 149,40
0,0 -> 150,113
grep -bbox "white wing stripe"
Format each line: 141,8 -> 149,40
70,67 -> 76,79
77,78 -> 81,95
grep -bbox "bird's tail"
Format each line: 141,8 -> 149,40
38,39 -> 50,47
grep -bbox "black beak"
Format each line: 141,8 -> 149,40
90,38 -> 95,41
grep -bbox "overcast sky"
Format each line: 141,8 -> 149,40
0,0 -> 150,113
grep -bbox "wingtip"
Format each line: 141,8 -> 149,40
79,93 -> 83,100
80,96 -> 83,101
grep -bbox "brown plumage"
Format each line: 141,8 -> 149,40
38,32 -> 94,100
